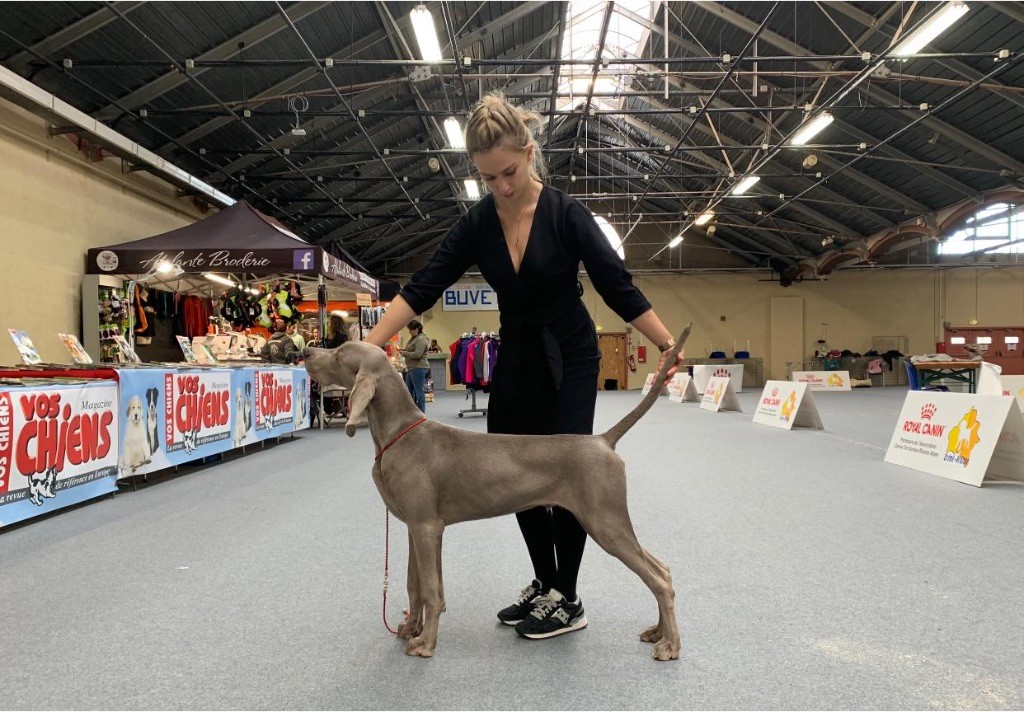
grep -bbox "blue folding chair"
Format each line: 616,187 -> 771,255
904,360 -> 948,391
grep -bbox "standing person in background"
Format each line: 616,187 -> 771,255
428,338 -> 442,353
324,314 -> 349,349
401,319 -> 430,412
365,92 -> 683,641
286,321 -> 306,353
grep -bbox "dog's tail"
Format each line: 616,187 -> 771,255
601,323 -> 692,448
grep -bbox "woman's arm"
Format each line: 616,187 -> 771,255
631,309 -> 686,383
365,296 -> 417,348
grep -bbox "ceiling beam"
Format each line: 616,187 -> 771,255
825,1 -> 1024,113
160,28 -> 392,154
95,1 -> 330,122
698,1 -> 1024,176
5,2 -> 144,74
618,4 -> 934,216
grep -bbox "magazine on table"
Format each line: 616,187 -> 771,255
176,335 -> 199,363
58,333 -> 93,364
112,335 -> 142,364
8,329 -> 42,365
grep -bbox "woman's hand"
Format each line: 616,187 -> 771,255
656,346 -> 686,386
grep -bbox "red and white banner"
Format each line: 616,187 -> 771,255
163,371 -> 232,454
254,368 -> 296,434
0,382 -> 118,526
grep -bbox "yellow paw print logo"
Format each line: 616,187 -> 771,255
780,390 -> 797,420
946,407 -> 981,467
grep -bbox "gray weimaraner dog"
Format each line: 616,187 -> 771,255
303,324 -> 690,661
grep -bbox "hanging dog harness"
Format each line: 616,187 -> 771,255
375,417 -> 428,461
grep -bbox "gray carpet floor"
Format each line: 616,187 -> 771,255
1,385 -> 1023,710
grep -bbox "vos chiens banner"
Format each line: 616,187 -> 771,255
0,381 -> 119,528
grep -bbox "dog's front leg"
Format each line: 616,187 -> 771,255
404,521 -> 444,658
397,530 -> 423,640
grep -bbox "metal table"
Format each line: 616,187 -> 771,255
913,360 -> 980,393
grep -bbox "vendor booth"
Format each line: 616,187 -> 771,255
1,202 -> 385,528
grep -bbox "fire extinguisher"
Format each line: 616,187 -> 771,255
626,330 -> 637,372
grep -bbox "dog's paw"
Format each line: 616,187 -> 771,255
396,620 -> 422,640
404,637 -> 434,658
652,638 -> 680,661
639,624 -> 663,643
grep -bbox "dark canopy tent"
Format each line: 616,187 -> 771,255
86,200 -> 380,298
84,201 -> 385,361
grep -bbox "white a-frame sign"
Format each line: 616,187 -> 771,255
884,392 -> 1024,487
753,381 -> 824,430
700,376 -> 742,413
667,373 -> 700,403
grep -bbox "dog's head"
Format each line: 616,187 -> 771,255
303,342 -> 388,437
126,395 -> 144,425
146,387 -> 159,409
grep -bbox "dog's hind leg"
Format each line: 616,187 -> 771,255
404,521 -> 445,657
397,530 -> 424,640
575,504 -> 680,661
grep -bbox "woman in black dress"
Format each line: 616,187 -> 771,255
366,93 -> 682,640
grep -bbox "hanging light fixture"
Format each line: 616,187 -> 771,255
410,5 -> 443,62
788,112 -> 834,146
731,175 -> 761,195
443,117 -> 465,149
893,1 -> 969,57
464,178 -> 480,199
693,210 -> 715,226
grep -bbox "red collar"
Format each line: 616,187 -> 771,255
375,417 -> 428,461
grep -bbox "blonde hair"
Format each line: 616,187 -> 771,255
465,92 -> 547,181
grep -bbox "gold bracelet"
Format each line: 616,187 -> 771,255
658,337 -> 675,353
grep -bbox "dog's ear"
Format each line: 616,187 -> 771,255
345,369 -> 377,437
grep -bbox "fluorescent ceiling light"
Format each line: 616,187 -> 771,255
892,1 -> 969,57
443,116 -> 465,149
669,235 -> 684,248
410,5 -> 443,62
331,310 -> 349,318
593,214 -> 625,260
693,210 -> 715,226
203,273 -> 235,287
731,175 -> 761,195
464,178 -> 480,199
789,112 -> 834,146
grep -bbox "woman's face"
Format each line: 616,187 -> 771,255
472,144 -> 534,203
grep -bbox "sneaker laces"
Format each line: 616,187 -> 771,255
512,582 -> 539,606
529,594 -> 559,620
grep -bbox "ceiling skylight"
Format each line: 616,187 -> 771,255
557,1 -> 656,111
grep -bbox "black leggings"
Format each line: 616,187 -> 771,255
516,506 -> 587,601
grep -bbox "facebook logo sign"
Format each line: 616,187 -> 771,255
293,249 -> 315,271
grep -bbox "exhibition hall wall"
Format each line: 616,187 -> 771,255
0,100 -> 201,365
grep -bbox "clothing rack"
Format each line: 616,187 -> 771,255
458,387 -> 487,418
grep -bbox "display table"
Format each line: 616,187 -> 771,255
913,360 -> 980,393
0,365 -> 310,483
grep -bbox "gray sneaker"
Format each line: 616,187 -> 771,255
515,588 -> 588,639
496,579 -> 545,625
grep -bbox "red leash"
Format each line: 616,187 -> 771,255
383,508 -> 398,635
375,417 -> 427,461
378,417 -> 427,634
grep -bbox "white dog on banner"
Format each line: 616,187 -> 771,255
121,395 -> 152,475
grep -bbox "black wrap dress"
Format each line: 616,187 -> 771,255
400,186 -> 651,437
